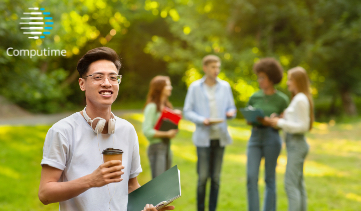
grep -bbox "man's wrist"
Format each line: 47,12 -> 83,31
82,174 -> 94,189
200,117 -> 207,124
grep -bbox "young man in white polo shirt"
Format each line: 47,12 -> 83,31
38,47 -> 174,211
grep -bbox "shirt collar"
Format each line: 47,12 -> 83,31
261,89 -> 278,97
200,76 -> 220,85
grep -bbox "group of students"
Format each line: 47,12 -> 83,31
142,55 -> 313,211
38,47 -> 313,211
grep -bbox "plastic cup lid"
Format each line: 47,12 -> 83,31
102,148 -> 123,155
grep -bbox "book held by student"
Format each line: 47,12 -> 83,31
240,106 -> 265,123
154,107 -> 182,131
127,165 -> 181,211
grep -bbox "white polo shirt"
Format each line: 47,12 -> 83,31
41,112 -> 142,211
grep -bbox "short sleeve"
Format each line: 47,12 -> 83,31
40,127 -> 68,170
247,94 -> 254,107
280,93 -> 290,113
129,127 -> 142,179
142,103 -> 157,139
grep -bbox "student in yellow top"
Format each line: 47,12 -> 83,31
246,58 -> 289,211
265,67 -> 314,211
142,76 -> 180,179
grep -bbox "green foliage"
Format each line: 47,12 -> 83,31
145,0 -> 299,106
1,0 -> 361,116
145,0 -> 361,115
306,0 -> 361,114
2,68 -> 70,113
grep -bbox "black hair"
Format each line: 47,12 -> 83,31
77,47 -> 121,77
253,58 -> 283,85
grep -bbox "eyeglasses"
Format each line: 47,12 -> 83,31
83,73 -> 122,85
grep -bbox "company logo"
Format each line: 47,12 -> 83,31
20,7 -> 53,39
6,6 -> 67,58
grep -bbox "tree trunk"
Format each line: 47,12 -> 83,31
60,70 -> 78,89
40,62 -> 48,73
267,24 -> 273,53
226,7 -> 240,34
328,94 -> 337,115
340,89 -> 357,116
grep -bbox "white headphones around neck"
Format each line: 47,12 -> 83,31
82,107 -> 116,134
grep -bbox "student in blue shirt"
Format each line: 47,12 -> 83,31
183,55 -> 237,211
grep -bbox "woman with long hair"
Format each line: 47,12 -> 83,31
142,76 -> 179,178
265,67 -> 314,211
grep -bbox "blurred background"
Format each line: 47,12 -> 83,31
0,0 -> 361,210
2,0 -> 361,118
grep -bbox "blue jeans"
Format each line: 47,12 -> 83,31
197,140 -> 225,211
247,127 -> 282,211
285,133 -> 309,211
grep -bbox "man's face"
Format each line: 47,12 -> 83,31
203,61 -> 220,80
79,60 -> 119,108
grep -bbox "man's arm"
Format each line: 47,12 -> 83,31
38,160 -> 124,205
225,84 -> 237,119
128,177 -> 141,194
183,85 -> 206,124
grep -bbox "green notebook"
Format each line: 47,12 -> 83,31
240,106 -> 265,123
127,165 -> 181,211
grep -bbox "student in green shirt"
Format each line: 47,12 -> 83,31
142,76 -> 180,179
246,58 -> 289,211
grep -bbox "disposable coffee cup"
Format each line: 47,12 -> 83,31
102,148 -> 123,179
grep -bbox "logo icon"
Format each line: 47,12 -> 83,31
20,7 -> 53,40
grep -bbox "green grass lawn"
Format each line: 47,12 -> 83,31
0,114 -> 360,210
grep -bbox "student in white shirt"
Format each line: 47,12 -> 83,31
264,66 -> 314,211
38,47 -> 174,211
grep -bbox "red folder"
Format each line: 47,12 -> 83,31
154,107 -> 182,130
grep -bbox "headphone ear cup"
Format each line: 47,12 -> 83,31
95,119 -> 106,134
108,118 -> 116,134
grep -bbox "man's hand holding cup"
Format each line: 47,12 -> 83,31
88,148 -> 124,187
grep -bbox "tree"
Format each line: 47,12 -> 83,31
0,0 -> 171,112
307,0 -> 361,116
1,0 -> 361,117
145,0 -> 361,116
